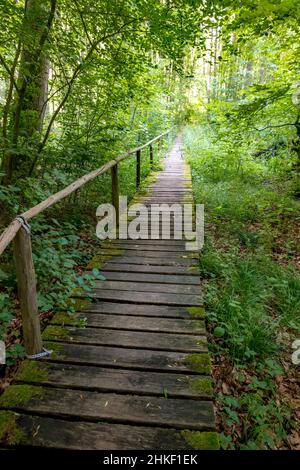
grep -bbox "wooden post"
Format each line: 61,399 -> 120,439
13,225 -> 43,355
111,164 -> 119,226
149,144 -> 154,168
136,149 -> 141,189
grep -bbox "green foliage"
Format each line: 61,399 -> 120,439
184,120 -> 299,449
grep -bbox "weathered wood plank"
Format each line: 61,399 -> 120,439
106,238 -> 187,246
102,242 -> 188,252
43,326 -> 207,353
2,385 -> 215,430
98,249 -> 197,260
5,414 -> 192,449
100,256 -> 197,267
43,342 -> 198,372
16,362 -> 212,398
94,280 -> 201,295
92,263 -> 199,275
76,301 -> 203,319
92,271 -> 200,285
52,312 -> 205,334
83,289 -> 202,306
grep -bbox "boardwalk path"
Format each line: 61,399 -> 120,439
0,137 -> 218,450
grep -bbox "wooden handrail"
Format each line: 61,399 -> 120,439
0,129 -> 171,256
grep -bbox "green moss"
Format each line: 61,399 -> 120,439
193,320 -> 205,330
42,325 -> 70,341
43,341 -> 64,360
51,311 -> 78,325
182,431 -> 220,450
15,361 -> 48,384
183,353 -> 211,374
187,306 -> 205,318
181,253 -> 199,259
0,385 -> 43,408
0,411 -> 26,445
189,377 -> 213,395
187,266 -> 199,273
196,339 -> 207,349
86,258 -> 104,269
69,298 -> 91,311
96,248 -> 123,257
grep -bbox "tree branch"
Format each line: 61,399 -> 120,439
253,123 -> 296,132
0,53 -> 20,93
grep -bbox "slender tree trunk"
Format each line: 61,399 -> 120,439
1,0 -> 55,184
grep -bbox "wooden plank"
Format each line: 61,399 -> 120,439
7,414 -> 192,449
98,249 -> 196,260
106,239 -> 187,246
94,280 -> 201,295
77,301 -> 201,319
3,385 -> 215,430
52,313 -> 205,334
85,289 -> 202,306
102,256 -> 197,267
43,326 -> 207,353
102,242 -> 189,252
103,242 -> 187,252
16,362 -> 212,398
92,271 -> 200,285
44,342 -> 196,372
93,263 -> 199,275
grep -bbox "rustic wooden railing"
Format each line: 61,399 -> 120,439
0,129 -> 172,356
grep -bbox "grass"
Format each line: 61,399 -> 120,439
184,123 -> 300,450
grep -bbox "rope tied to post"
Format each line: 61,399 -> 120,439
27,347 -> 53,360
15,215 -> 30,234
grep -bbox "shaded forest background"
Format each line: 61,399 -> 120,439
0,0 -> 299,450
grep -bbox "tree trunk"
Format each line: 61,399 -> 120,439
1,0 -> 55,183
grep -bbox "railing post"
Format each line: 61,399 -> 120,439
136,149 -> 141,189
149,144 -> 154,169
111,164 -> 119,226
13,225 -> 43,355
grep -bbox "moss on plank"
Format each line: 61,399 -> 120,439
86,258 -> 104,269
187,266 -> 199,273
192,320 -> 205,331
64,297 -> 91,312
0,411 -> 26,445
189,377 -> 213,395
15,361 -> 48,384
187,306 -> 205,318
51,311 -> 87,328
42,325 -> 70,341
44,341 -> 64,360
182,431 -> 219,450
183,353 -> 211,374
0,385 -> 43,408
181,253 -> 199,259
96,248 -> 124,257
51,311 -> 78,325
196,339 -> 207,349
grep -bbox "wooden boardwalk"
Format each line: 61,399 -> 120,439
0,138 -> 218,450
